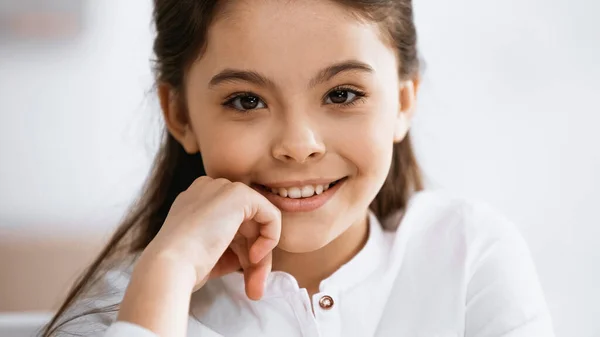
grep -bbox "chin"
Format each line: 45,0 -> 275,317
276,235 -> 332,253
275,213 -> 341,253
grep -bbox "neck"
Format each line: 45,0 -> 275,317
271,212 -> 370,296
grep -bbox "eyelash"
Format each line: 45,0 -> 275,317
221,86 -> 367,112
222,92 -> 264,112
324,85 -> 367,107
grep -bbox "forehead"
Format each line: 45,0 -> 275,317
191,0 -> 398,85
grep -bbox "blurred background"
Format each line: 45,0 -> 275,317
0,0 -> 598,336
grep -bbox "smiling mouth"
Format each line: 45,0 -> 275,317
255,178 -> 346,199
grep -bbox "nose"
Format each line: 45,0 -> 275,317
271,116 -> 326,164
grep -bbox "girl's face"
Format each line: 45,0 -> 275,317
165,0 -> 417,253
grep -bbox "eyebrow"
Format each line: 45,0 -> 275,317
308,60 -> 374,88
209,69 -> 276,89
208,60 -> 374,89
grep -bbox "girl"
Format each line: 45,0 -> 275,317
42,0 -> 554,336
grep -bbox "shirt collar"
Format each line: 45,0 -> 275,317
320,211 -> 391,291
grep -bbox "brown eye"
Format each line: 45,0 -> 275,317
325,89 -> 357,105
226,94 -> 266,111
240,95 -> 259,109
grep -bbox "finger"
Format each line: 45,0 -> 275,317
185,175 -> 213,192
237,190 -> 281,263
216,183 -> 280,243
249,236 -> 278,265
187,176 -> 230,196
230,236 -> 269,300
248,195 -> 282,243
208,248 -> 241,279
244,252 -> 272,301
228,183 -> 281,243
229,235 -> 252,270
238,220 -> 276,265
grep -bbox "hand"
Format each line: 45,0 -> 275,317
140,176 -> 282,300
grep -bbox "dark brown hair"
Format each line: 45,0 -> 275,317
41,0 -> 422,335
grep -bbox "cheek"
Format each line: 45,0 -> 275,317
333,109 -> 397,179
194,120 -> 266,180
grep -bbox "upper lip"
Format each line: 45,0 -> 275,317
255,177 -> 344,189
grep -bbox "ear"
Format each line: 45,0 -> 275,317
158,83 -> 200,154
393,77 -> 420,143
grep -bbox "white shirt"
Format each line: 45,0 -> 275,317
57,190 -> 554,336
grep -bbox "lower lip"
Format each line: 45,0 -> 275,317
254,178 -> 346,213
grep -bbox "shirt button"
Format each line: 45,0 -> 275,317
319,295 -> 334,310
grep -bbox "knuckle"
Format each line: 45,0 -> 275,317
213,177 -> 231,185
188,176 -> 210,189
230,181 -> 247,190
226,181 -> 249,196
174,189 -> 190,203
196,176 -> 212,183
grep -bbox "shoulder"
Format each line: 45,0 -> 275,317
50,254 -> 138,336
82,254 -> 138,307
401,191 -> 553,334
400,189 -> 523,245
389,189 -> 532,283
379,191 -> 554,335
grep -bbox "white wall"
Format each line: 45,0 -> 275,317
0,1 -> 157,232
0,0 -> 598,336
412,1 -> 600,336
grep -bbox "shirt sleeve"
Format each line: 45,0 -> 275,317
51,258 -> 135,336
464,203 -> 555,337
50,256 -> 220,337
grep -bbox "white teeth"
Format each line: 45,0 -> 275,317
287,187 -> 302,199
278,188 -> 288,198
266,183 -> 334,199
301,185 -> 315,198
